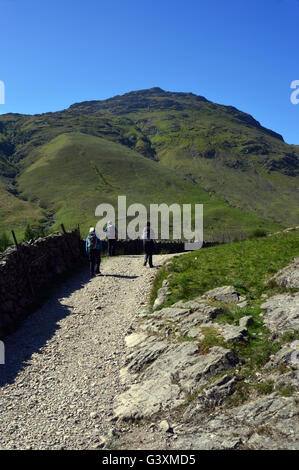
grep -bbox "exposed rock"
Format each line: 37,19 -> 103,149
172,298 -> 206,310
230,394 -> 298,438
153,287 -> 171,310
273,369 -> 299,389
115,342 -> 238,420
185,327 -> 205,340
172,427 -> 243,450
114,376 -> 184,420
159,420 -> 171,432
125,333 -> 148,348
123,338 -> 169,375
154,302 -> 224,328
174,394 -> 299,450
237,300 -> 248,308
265,341 -> 299,369
203,285 -> 242,303
152,307 -> 191,322
142,342 -> 200,381
239,315 -> 253,328
204,285 -> 239,303
246,432 -> 298,450
113,255 -> 299,449
261,293 -> 299,336
178,346 -> 238,393
201,373 -> 238,406
200,322 -> 248,343
267,256 -> 299,288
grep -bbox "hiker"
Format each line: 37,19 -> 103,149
86,227 -> 102,277
142,221 -> 155,268
105,220 -> 118,256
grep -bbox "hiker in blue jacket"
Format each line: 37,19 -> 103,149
86,227 -> 102,277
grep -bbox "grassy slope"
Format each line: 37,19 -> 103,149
152,231 -> 299,304
151,231 -> 299,404
17,132 -> 279,237
0,183 -> 44,239
0,88 -> 298,238
125,107 -> 298,224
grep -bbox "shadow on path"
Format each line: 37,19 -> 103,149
102,274 -> 138,279
0,267 -> 90,388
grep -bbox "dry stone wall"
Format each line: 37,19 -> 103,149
0,230 -> 84,337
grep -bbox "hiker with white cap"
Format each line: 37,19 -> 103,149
86,227 -> 102,277
104,220 -> 118,256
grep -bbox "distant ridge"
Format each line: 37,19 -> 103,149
0,87 -> 298,237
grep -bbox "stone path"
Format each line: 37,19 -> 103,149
0,254 -> 175,450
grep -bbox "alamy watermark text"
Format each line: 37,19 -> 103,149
290,80 -> 299,104
0,80 -> 5,104
95,196 -> 203,250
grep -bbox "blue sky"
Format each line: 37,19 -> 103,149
0,0 -> 299,143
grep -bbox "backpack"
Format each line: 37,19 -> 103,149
88,232 -> 98,250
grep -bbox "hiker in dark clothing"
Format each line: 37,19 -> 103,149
86,227 -> 102,277
104,220 -> 118,256
142,221 -> 155,268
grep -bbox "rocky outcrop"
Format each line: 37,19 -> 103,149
114,289 -> 243,421
265,341 -> 299,369
114,339 -> 238,420
0,230 -> 83,337
153,286 -> 171,310
174,394 -> 299,450
113,267 -> 299,449
261,293 -> 299,337
203,285 -> 241,303
267,256 -> 299,289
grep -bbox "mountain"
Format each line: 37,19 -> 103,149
0,88 -> 298,239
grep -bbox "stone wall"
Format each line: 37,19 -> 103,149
100,239 -> 218,255
0,230 -> 83,338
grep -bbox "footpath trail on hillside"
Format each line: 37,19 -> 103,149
0,254 -> 175,450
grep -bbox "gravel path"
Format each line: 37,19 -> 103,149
0,254 -> 174,450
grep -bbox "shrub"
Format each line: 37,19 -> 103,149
24,224 -> 45,242
249,228 -> 268,238
0,232 -> 11,252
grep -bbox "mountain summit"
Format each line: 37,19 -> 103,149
0,88 -> 298,237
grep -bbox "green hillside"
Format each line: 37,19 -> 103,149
17,132 -> 278,238
0,88 -> 298,240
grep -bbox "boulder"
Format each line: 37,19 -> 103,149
267,256 -> 299,288
152,307 -> 191,322
203,285 -> 241,303
239,315 -> 253,328
265,341 -> 299,369
261,293 -> 299,336
153,287 -> 171,310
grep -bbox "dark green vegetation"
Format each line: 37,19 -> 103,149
0,87 -> 298,242
151,231 -> 299,406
